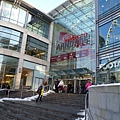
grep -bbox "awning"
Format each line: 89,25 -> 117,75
63,69 -> 76,75
54,71 -> 66,75
51,68 -> 93,76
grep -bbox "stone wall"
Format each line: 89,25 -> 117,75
89,84 -> 120,120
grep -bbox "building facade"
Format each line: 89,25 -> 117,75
49,0 -> 96,92
0,0 -> 53,90
96,0 -> 120,84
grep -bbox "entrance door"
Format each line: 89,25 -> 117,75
21,68 -> 33,89
34,77 -> 43,90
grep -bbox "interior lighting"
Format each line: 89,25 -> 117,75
102,5 -> 104,7
40,52 -> 45,55
6,75 -> 14,77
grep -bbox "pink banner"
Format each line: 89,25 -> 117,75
50,49 -> 89,63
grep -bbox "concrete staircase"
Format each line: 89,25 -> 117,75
0,93 -> 85,120
43,93 -> 85,109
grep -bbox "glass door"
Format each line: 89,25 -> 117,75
34,77 -> 43,91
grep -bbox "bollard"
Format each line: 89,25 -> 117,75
20,90 -> 23,98
8,90 -> 10,98
33,91 -> 34,96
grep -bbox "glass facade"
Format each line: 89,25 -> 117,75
0,55 -> 18,88
97,18 -> 120,83
27,13 -> 50,39
25,36 -> 48,60
50,0 -> 95,80
1,1 -> 27,27
0,1 -> 50,39
0,26 -> 22,51
99,18 -> 120,60
97,0 -> 120,83
0,0 -> 53,89
22,60 -> 46,90
97,57 -> 120,84
98,0 -> 120,15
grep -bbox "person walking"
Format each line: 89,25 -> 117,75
6,83 -> 10,96
36,84 -> 44,102
58,80 -> 64,93
80,82 -> 85,94
85,79 -> 92,94
55,79 -> 59,93
67,82 -> 72,93
85,79 -> 92,108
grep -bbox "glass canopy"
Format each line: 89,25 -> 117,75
49,0 -> 96,78
49,0 -> 95,35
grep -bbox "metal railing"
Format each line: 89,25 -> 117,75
0,84 -> 53,98
85,92 -> 94,120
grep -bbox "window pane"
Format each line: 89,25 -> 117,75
27,14 -> 50,39
11,35 -> 19,41
18,8 -> 26,25
2,27 -> 12,34
9,44 -> 18,51
1,32 -> 11,38
10,40 -> 18,45
0,26 -> 23,52
25,36 -> 48,60
12,30 -> 21,36
10,7 -> 19,21
1,2 -> 12,19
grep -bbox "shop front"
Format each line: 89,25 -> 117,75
21,60 -> 46,91
50,68 -> 94,94
97,58 -> 120,84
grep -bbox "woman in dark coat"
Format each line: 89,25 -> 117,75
36,84 -> 43,102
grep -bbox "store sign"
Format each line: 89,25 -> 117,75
103,61 -> 120,70
50,49 -> 89,62
56,32 -> 89,51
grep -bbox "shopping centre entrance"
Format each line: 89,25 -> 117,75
49,68 -> 94,93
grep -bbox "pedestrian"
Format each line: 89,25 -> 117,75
80,82 -> 85,94
85,79 -> 92,94
55,79 -> 59,93
85,79 -> 92,108
58,80 -> 64,93
67,81 -> 72,93
6,83 -> 10,96
36,84 -> 44,102
110,73 -> 116,83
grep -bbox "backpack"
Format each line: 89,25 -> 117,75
41,89 -> 44,95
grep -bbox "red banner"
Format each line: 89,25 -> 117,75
50,49 -> 89,63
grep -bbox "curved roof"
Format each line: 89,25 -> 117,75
49,0 -> 95,34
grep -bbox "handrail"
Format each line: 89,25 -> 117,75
44,84 -> 52,91
85,92 -> 88,120
85,92 -> 94,120
4,84 -> 52,98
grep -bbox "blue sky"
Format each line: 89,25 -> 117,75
23,0 -> 66,13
